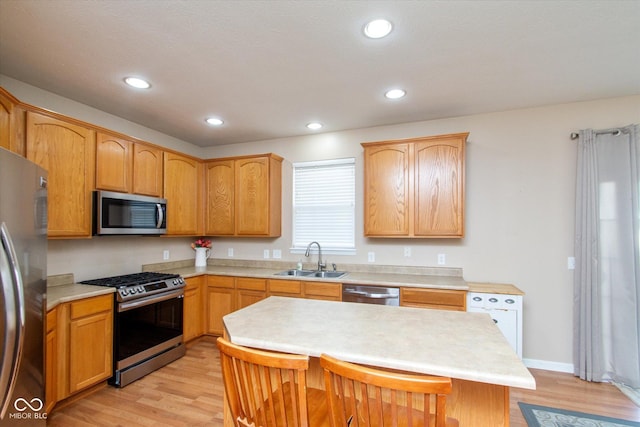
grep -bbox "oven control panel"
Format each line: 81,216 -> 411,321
117,277 -> 185,301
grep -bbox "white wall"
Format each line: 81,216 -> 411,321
3,74 -> 639,367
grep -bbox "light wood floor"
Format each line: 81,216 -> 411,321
47,336 -> 640,426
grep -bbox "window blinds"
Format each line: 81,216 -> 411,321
292,158 -> 355,252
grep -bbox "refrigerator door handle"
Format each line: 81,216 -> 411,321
0,222 -> 26,420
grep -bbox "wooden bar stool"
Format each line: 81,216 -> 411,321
320,354 -> 459,427
216,337 -> 328,427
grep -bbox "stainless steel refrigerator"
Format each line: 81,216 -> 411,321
0,147 -> 47,426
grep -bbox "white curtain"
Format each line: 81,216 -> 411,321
574,124 -> 640,388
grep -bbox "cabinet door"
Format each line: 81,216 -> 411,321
414,136 -> 465,237
45,308 -> 57,413
133,143 -> 164,197
183,276 -> 204,342
205,276 -> 235,335
26,111 -> 95,238
68,297 -> 113,394
95,132 -> 133,193
235,157 -> 272,236
400,288 -> 466,311
269,279 -> 302,298
236,277 -> 267,309
205,159 -> 235,235
363,144 -> 410,236
164,152 -> 202,235
0,89 -> 14,151
304,281 -> 341,301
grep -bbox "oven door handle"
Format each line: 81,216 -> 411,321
118,289 -> 184,312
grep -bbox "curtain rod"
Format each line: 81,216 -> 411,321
570,129 -> 622,140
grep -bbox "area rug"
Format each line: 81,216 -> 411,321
518,402 -> 640,426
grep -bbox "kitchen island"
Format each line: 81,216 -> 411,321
223,296 -> 535,427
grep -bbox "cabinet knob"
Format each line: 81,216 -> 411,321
472,296 -> 482,302
489,297 -> 498,303
505,298 -> 515,304
493,319 -> 498,324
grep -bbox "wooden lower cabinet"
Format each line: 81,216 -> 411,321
236,277 -> 267,309
183,276 -> 205,342
55,294 -> 113,401
303,281 -> 341,301
45,308 -> 57,413
400,288 -> 467,311
268,279 -> 302,298
205,276 -> 236,336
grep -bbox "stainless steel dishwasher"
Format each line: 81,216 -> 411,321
342,284 -> 400,306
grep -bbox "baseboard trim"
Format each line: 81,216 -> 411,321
523,358 -> 574,373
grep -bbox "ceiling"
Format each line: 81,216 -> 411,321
0,1 -> 638,147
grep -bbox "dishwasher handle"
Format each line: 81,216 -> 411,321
343,288 -> 397,299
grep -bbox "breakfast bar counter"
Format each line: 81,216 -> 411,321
223,296 -> 535,426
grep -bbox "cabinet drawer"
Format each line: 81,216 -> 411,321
46,308 -> 57,333
401,288 -> 466,311
70,294 -> 113,319
304,281 -> 341,298
237,277 -> 267,291
207,275 -> 235,289
269,279 -> 302,295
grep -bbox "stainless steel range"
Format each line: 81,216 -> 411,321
80,272 -> 186,387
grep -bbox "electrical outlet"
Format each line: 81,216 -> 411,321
273,249 -> 282,259
568,256 -> 576,270
437,253 -> 446,265
162,250 -> 170,260
263,249 -> 270,259
368,252 -> 375,263
404,246 -> 411,257
228,248 -> 234,257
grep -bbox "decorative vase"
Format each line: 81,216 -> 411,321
194,247 -> 210,267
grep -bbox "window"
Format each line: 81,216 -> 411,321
292,158 -> 355,254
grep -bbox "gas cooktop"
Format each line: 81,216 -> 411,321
80,272 -> 185,302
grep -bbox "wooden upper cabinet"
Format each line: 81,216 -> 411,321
164,151 -> 202,236
132,143 -> 163,197
95,132 -> 133,193
362,143 -> 410,236
362,133 -> 467,238
205,153 -> 282,237
95,133 -> 164,197
0,87 -> 25,155
27,111 -> 95,238
414,137 -> 465,237
205,159 -> 235,235
235,155 -> 281,236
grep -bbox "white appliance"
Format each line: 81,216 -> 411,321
467,292 -> 523,358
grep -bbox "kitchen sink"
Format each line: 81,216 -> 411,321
311,271 -> 348,278
273,269 -> 316,277
273,269 -> 348,279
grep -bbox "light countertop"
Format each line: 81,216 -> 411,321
160,265 -> 470,290
46,283 -> 114,311
223,296 -> 536,390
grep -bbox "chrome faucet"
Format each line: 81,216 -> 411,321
305,241 -> 326,271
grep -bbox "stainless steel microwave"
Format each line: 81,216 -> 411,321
93,190 -> 167,235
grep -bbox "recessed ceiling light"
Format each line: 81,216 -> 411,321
206,117 -> 224,126
124,77 -> 151,89
306,122 -> 323,130
364,19 -> 393,39
385,89 -> 406,99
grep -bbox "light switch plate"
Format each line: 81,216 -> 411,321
228,248 -> 234,257
568,256 -> 576,270
438,253 -> 446,265
368,252 -> 375,263
263,249 -> 270,259
273,249 -> 282,259
163,250 -> 170,260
